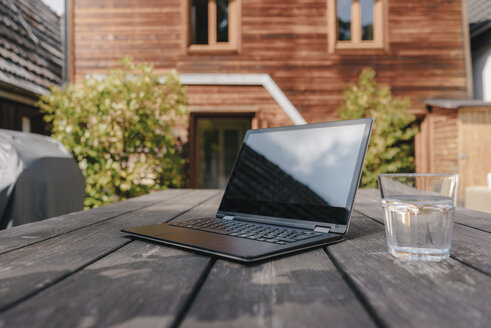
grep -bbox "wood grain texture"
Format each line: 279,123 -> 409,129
0,190 -> 219,312
355,189 -> 491,233
0,190 -> 223,327
327,212 -> 491,328
169,191 -> 224,222
458,107 -> 491,203
354,189 -> 491,275
173,193 -> 376,327
454,208 -> 491,233
0,240 -> 212,328
72,0 -> 469,122
172,85 -> 294,147
431,108 -> 459,174
417,106 -> 491,204
0,189 -> 489,328
182,248 -> 376,328
0,189 -> 188,255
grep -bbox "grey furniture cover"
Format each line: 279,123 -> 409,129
0,129 -> 85,229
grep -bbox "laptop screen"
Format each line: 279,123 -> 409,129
218,119 -> 372,226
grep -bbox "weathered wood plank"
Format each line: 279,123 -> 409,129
327,212 -> 491,328
355,189 -> 491,233
454,208 -> 491,233
181,248 -> 377,328
0,241 -> 212,328
0,190 -> 219,312
0,191 -> 224,327
0,189 -> 189,255
167,191 -> 376,327
2,188 -> 489,328
450,224 -> 491,275
354,189 -> 491,275
169,191 -> 224,221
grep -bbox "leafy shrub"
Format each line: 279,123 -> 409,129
337,68 -> 418,188
39,57 -> 187,208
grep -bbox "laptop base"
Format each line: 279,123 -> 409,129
122,222 -> 344,263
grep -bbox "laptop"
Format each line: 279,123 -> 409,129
122,118 -> 373,262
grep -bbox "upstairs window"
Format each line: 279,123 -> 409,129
188,0 -> 241,53
328,0 -> 386,52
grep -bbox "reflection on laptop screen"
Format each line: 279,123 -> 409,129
218,123 -> 367,225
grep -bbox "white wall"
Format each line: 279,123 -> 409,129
472,42 -> 491,101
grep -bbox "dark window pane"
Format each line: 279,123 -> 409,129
191,0 -> 208,44
217,0 -> 229,42
361,0 -> 374,40
199,128 -> 219,188
337,0 -> 352,41
224,129 -> 239,176
196,118 -> 250,189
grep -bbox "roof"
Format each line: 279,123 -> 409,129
424,98 -> 491,109
467,0 -> 491,36
0,0 -> 63,96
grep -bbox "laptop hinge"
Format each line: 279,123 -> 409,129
314,226 -> 331,233
222,215 -> 235,221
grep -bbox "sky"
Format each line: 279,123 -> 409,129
246,124 -> 366,207
41,0 -> 64,15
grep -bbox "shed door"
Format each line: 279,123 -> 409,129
458,108 -> 491,201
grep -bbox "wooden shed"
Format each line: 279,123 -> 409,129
415,99 -> 491,205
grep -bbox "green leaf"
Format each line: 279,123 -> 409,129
336,68 -> 418,188
38,57 -> 188,209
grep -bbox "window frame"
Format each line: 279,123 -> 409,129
189,112 -> 253,188
328,0 -> 388,53
184,0 -> 241,54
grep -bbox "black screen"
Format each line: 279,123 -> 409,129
218,120 -> 371,225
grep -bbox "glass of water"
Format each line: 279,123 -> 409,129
378,173 -> 459,261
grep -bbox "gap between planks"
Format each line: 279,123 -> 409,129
169,257 -> 217,328
0,240 -> 132,314
355,189 -> 491,234
324,246 -> 388,328
353,210 -> 491,279
0,190 -> 189,257
0,191 -> 221,315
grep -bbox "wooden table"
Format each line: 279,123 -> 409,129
0,189 -> 490,327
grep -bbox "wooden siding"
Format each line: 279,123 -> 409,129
416,105 -> 491,205
187,85 -> 293,127
458,107 -> 491,201
415,107 -> 459,175
72,0 -> 469,122
432,108 -> 459,174
172,85 -> 294,143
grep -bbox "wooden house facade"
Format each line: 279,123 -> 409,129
70,0 -> 472,188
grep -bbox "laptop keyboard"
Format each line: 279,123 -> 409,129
170,218 -> 323,245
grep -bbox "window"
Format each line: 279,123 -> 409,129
187,0 -> 241,53
328,0 -> 386,52
192,116 -> 251,188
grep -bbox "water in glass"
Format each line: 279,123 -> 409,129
381,195 -> 455,261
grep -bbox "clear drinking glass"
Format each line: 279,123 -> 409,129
378,173 -> 459,261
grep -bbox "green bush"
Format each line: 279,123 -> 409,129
337,68 -> 418,188
39,57 -> 187,208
